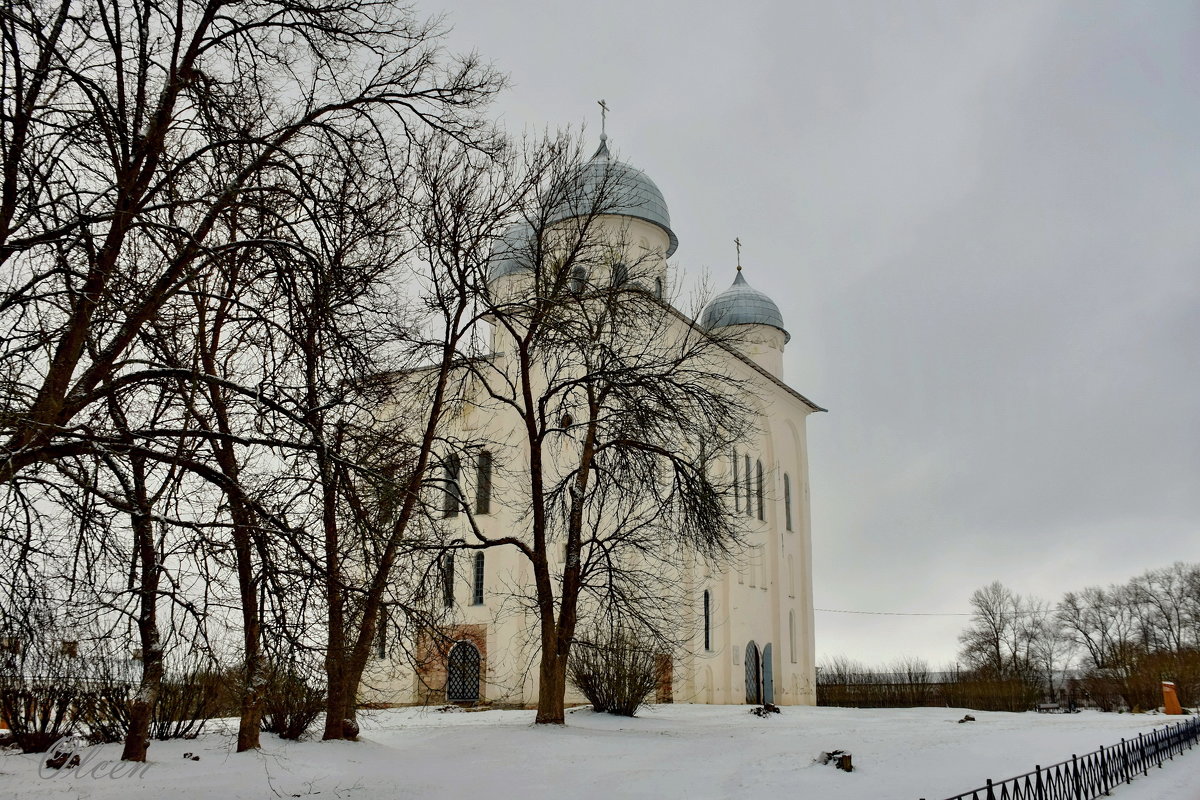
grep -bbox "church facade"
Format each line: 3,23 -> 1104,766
364,134 -> 822,708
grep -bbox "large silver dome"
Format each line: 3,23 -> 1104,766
545,138 -> 679,256
701,271 -> 790,342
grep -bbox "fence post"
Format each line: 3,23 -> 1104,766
1139,732 -> 1148,776
1035,764 -> 1043,800
1098,744 -> 1109,795
1072,754 -> 1081,800
1120,738 -> 1129,784
986,777 -> 995,800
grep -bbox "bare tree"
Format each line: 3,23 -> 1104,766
418,140 -> 758,724
0,0 -> 504,753
957,581 -> 1052,684
1058,563 -> 1200,709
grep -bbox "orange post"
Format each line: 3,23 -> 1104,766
1162,681 -> 1183,715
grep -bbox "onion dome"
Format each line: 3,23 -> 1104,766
700,270 -> 790,343
545,137 -> 679,256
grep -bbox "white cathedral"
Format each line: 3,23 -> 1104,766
366,132 -> 822,709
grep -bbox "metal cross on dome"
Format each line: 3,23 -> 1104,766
735,237 -> 743,271
598,99 -> 609,139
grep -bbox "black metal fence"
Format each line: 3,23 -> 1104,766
921,714 -> 1200,800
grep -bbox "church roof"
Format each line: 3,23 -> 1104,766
700,270 -> 790,342
545,137 -> 679,256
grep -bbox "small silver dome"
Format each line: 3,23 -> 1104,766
487,222 -> 535,282
701,271 -> 790,342
546,138 -> 679,256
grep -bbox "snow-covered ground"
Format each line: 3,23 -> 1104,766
2,705 -> 1198,800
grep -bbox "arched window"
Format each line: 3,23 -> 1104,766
442,553 -> 454,608
472,552 -> 485,605
755,460 -> 764,521
569,265 -> 587,295
744,454 -> 752,518
447,642 -> 481,702
611,262 -> 628,286
789,611 -> 797,664
475,451 -> 492,514
788,554 -> 795,599
443,455 -> 461,517
702,589 -> 711,651
654,276 -> 664,298
783,473 -> 792,531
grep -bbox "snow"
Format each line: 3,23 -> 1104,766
2,706 -> 1198,800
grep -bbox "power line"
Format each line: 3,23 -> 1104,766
815,608 -> 970,617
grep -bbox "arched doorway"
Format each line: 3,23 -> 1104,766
446,641 -> 480,702
744,640 -> 761,704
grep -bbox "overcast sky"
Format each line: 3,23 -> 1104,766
437,1 -> 1200,666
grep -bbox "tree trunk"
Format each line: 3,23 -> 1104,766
535,645 -> 569,724
195,261 -> 264,752
121,457 -> 162,762
233,510 -> 263,752
320,439 -> 352,740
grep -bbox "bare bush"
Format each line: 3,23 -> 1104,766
150,667 -> 230,741
568,628 -> 659,717
260,668 -> 325,741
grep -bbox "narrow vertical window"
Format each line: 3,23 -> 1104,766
703,590 -> 711,651
788,555 -> 795,598
784,473 -> 792,532
569,265 -> 587,295
732,450 -> 740,512
472,552 -> 485,605
612,262 -> 628,286
789,610 -> 797,664
755,460 -> 764,521
744,454 -> 752,518
376,607 -> 388,659
443,553 -> 455,608
443,455 -> 461,517
475,451 -> 492,515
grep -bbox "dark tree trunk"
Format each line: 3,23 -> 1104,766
320,431 -> 353,740
196,277 -> 264,752
233,507 -> 263,752
121,456 -> 162,762
535,644 -> 569,725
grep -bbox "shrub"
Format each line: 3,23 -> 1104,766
0,680 -> 81,752
260,667 -> 324,740
77,682 -> 134,745
568,628 -> 658,717
151,667 -> 231,741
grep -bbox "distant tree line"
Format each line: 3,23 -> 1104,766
818,562 -> 1200,712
